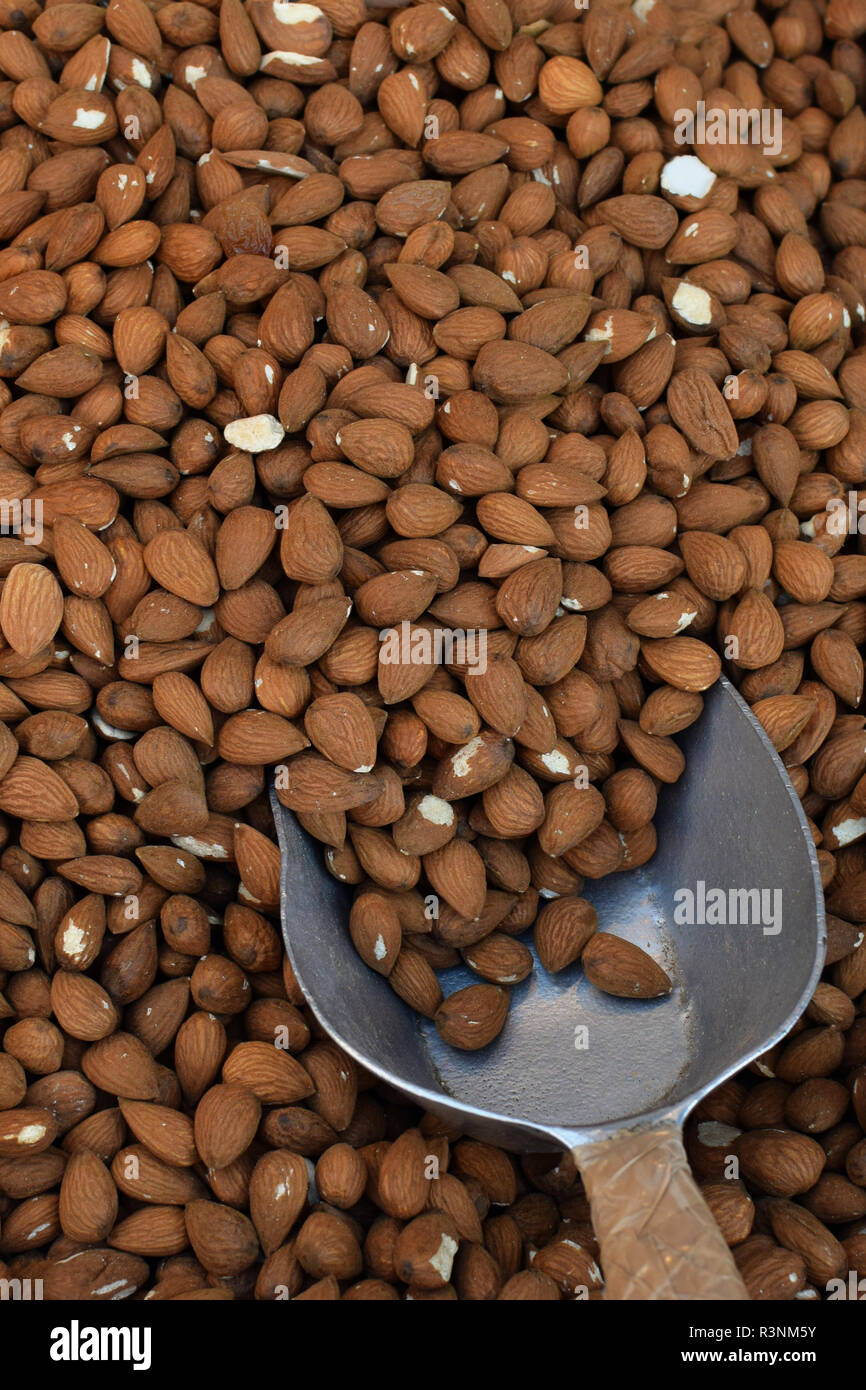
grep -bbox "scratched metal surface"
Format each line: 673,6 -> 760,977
273,677 -> 825,1152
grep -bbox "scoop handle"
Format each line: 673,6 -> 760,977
575,1123 -> 749,1300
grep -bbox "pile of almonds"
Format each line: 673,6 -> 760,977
0,0 -> 865,1301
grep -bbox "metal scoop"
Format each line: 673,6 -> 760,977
272,675 -> 824,1300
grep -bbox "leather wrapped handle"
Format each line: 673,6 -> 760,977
575,1124 -> 750,1301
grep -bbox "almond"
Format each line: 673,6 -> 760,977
581,933 -> 672,999
434,983 -> 509,1050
